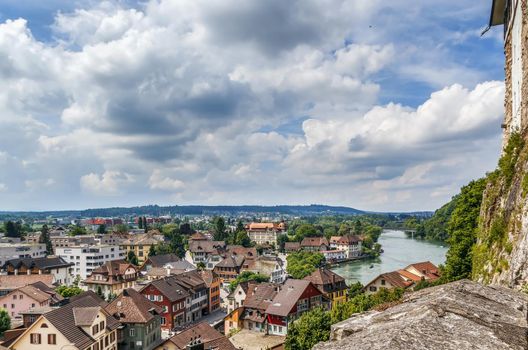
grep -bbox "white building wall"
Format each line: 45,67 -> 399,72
0,244 -> 46,267
511,0 -> 523,131
55,245 -> 125,281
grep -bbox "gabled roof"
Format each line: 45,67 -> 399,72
216,255 -> 245,268
15,284 -> 60,304
189,240 -> 225,254
144,253 -> 181,268
405,261 -> 440,280
164,322 -> 236,350
244,256 -> 282,276
189,232 -> 208,241
265,279 -> 315,317
2,256 -> 73,271
105,288 -> 162,324
199,270 -> 218,287
85,260 -> 137,285
0,275 -> 54,291
304,268 -> 346,287
143,276 -> 190,302
226,245 -> 257,259
248,223 -> 277,230
172,270 -> 207,292
367,271 -> 413,289
42,293 -> 119,349
73,307 -> 100,326
284,242 -> 301,250
243,283 -> 278,311
301,237 -> 329,247
397,270 -> 423,282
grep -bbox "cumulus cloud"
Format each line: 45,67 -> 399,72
0,0 -> 506,211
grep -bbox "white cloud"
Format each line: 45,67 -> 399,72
148,170 -> 185,191
80,171 -> 134,196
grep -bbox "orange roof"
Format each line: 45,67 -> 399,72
397,269 -> 422,282
248,223 -> 277,230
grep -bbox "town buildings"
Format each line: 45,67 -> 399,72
213,255 -> 245,283
0,243 -> 46,267
300,237 -> 329,252
0,282 -> 63,318
8,292 -> 120,350
364,261 -> 440,294
185,233 -> 225,268
242,256 -> 286,284
200,270 -> 221,313
246,223 -> 286,245
329,235 -> 363,258
0,274 -> 54,296
121,233 -> 164,265
55,244 -> 125,280
2,256 -> 73,285
304,268 -> 348,309
84,260 -> 139,299
50,236 -> 97,251
156,322 -> 236,350
105,288 -> 163,350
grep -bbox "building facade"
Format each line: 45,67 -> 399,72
55,245 -> 125,280
0,243 -> 46,267
84,260 -> 138,299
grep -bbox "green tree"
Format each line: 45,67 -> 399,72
68,225 -> 87,236
443,178 -> 487,281
277,234 -> 289,253
4,221 -> 20,238
126,250 -> 139,266
347,282 -> 364,298
39,224 -> 53,255
353,219 -> 362,235
113,224 -> 129,234
55,285 -> 83,298
228,271 -> 269,292
0,309 -> 11,336
285,308 -> 331,350
138,217 -> 143,229
143,217 -> 148,233
286,252 -> 325,279
197,262 -> 206,270
97,224 -> 107,234
294,224 -> 319,241
96,286 -> 104,299
213,217 -> 227,241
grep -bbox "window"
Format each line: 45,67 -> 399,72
381,279 -> 386,286
19,295 -> 23,300
11,304 -> 14,309
110,331 -> 116,342
13,295 -> 16,300
369,286 -> 377,292
48,334 -> 56,345
92,324 -> 99,335
30,333 -> 41,344
100,320 -> 105,330
40,323 -> 48,328
130,328 -> 135,337
161,317 -> 166,325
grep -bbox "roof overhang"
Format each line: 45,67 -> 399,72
489,0 -> 507,26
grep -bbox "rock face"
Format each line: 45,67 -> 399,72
314,280 -> 528,350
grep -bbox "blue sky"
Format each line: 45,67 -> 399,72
0,0 -> 507,211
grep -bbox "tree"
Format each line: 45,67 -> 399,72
277,234 -> 289,253
68,226 -> 87,236
294,224 -> 319,241
347,282 -> 364,298
55,285 -> 83,298
353,219 -> 362,235
443,178 -> 487,281
285,308 -> 331,350
143,217 -> 148,233
97,224 -> 107,234
197,262 -> 206,270
286,252 -> 325,279
4,221 -> 21,238
138,217 -> 143,229
39,224 -> 53,255
213,217 -> 227,241
228,272 -> 269,292
96,286 -> 104,299
127,250 -> 139,266
0,309 -> 11,336
179,223 -> 193,235
113,224 -> 129,234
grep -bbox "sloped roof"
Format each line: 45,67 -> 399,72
164,322 -> 236,350
2,256 -> 73,271
73,307 -> 100,326
367,271 -> 413,289
190,232 -> 208,241
0,275 -> 54,291
145,253 -> 181,267
397,270 -> 423,282
189,240 -> 225,254
43,294 -> 119,349
405,261 -> 439,279
284,242 -> 301,250
105,288 -> 162,324
304,268 -> 346,287
226,245 -> 257,259
143,276 -> 190,302
248,223 -> 277,230
265,279 -> 313,317
244,256 -> 282,276
16,284 -> 56,303
301,237 -> 329,247
243,283 -> 278,311
216,255 -> 245,268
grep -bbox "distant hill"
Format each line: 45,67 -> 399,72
0,204 -> 366,219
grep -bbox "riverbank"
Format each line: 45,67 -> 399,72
330,229 -> 448,285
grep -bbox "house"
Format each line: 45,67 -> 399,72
242,256 -> 286,284
8,292 -> 120,350
265,279 -> 327,335
224,307 -> 244,336
0,282 -> 63,319
329,235 -> 362,258
55,244 -> 125,280
364,271 -> 414,294
284,242 -> 300,253
246,223 -> 286,245
0,275 -> 55,296
226,282 -> 251,314
2,256 -> 73,286
321,250 -> 347,262
105,288 -> 163,350
141,254 -> 182,272
200,270 -> 221,313
140,276 -> 190,331
300,237 -> 329,252
213,255 -> 245,283
121,233 -> 164,265
84,260 -> 139,299
239,283 -> 278,333
50,236 -> 97,251
144,260 -> 196,281
172,271 -> 209,323
20,306 -> 56,329
156,322 -> 236,350
186,239 -> 226,269
404,261 -> 440,280
304,268 -> 348,309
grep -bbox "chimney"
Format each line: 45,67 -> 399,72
187,336 -> 204,350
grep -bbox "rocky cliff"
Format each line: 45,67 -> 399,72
314,280 -> 528,350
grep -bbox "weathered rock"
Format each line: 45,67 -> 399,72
314,280 -> 528,350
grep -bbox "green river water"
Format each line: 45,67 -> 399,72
330,229 -> 448,285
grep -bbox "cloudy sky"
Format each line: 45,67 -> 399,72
0,0 -> 506,212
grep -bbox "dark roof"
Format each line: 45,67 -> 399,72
164,322 -> 236,350
171,270 -> 207,292
2,256 -> 73,271
144,253 -> 181,268
489,0 -> 506,26
105,288 -> 162,324
243,283 -> 278,311
265,279 -> 314,317
189,240 -> 225,254
69,290 -> 107,305
43,293 -> 120,349
304,268 -> 346,286
216,255 -> 245,268
143,276 -> 190,302
301,237 -> 329,247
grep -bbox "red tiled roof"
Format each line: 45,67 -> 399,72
105,288 -> 162,324
300,237 -> 329,247
164,322 -> 236,350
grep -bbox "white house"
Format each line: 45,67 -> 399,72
55,244 -> 125,280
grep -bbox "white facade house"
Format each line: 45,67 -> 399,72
321,250 -> 347,262
329,236 -> 363,258
0,243 -> 46,267
55,244 -> 125,280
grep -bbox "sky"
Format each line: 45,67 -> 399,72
0,0 -> 507,212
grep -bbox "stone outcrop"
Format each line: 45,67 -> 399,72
314,280 -> 528,350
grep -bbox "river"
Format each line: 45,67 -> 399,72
330,229 -> 448,285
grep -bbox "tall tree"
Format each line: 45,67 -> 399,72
138,217 -> 143,229
4,221 -> 19,238
213,217 -> 227,241
0,308 -> 11,336
97,224 -> 107,234
285,308 -> 331,350
39,224 -> 53,255
127,250 -> 139,266
143,217 -> 148,233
